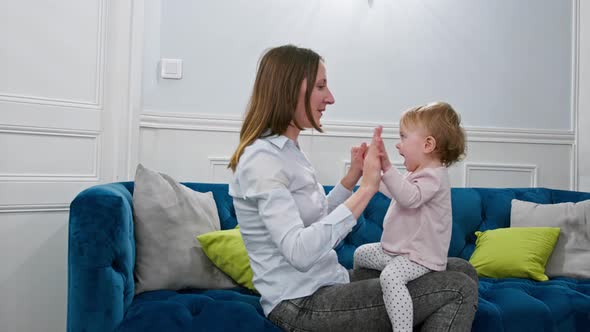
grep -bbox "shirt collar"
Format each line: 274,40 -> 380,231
262,130 -> 294,149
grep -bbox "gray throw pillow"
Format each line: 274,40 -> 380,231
511,198 -> 590,279
133,164 -> 237,294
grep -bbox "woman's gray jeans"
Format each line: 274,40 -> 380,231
268,257 -> 478,332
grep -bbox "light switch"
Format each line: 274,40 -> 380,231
160,58 -> 183,79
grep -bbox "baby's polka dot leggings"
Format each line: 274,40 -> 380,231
354,243 -> 431,332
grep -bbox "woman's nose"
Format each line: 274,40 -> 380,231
325,88 -> 335,104
395,142 -> 400,150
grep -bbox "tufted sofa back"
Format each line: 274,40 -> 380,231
113,183 -> 590,268
334,186 -> 590,267
108,183 -> 590,268
446,187 -> 590,260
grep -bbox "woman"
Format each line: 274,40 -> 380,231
228,44 -> 477,331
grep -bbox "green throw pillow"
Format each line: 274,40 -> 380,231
197,227 -> 256,291
469,227 -> 560,281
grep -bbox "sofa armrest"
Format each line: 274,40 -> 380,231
67,183 -> 135,332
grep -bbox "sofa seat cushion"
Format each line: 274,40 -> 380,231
474,277 -> 590,332
117,289 -> 280,332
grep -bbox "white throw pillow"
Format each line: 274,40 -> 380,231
511,198 -> 590,279
133,164 -> 236,294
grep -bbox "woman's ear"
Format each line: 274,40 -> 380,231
424,136 -> 436,153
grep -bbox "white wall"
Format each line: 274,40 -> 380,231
579,1 -> 590,191
143,0 -> 573,130
138,0 -> 578,191
0,1 -> 136,331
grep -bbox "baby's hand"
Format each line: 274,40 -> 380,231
361,127 -> 384,193
374,126 -> 392,172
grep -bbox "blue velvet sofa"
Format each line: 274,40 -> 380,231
68,182 -> 590,332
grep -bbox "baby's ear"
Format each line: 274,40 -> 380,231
424,136 -> 436,153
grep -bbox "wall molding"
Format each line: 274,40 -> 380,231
464,162 -> 538,187
0,124 -> 100,181
0,124 -> 100,137
124,0 -> 147,180
142,112 -> 243,133
0,0 -> 106,109
94,0 -> 106,109
140,111 -> 575,145
342,160 -> 405,179
0,174 -> 99,182
0,204 -> 70,214
208,157 -> 231,183
572,0 -> 581,190
0,94 -> 102,110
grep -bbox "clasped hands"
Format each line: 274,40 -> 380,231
347,126 -> 392,194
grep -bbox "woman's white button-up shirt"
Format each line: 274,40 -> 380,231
229,134 -> 357,316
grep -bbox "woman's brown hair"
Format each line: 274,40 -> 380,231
228,45 -> 323,171
400,102 -> 466,166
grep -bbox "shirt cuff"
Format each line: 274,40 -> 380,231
325,204 -> 356,242
330,182 -> 354,199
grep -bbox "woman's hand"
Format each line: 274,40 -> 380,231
343,126 -> 384,217
350,143 -> 367,177
340,143 -> 368,191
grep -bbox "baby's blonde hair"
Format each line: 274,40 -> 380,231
400,102 -> 466,166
